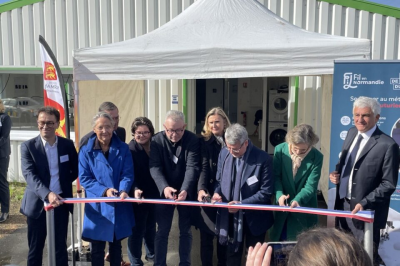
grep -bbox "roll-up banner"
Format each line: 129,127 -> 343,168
330,60 -> 400,264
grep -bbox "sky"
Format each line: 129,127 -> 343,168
0,0 -> 399,8
369,0 -> 400,8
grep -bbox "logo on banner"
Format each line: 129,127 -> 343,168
390,74 -> 400,90
340,116 -> 351,126
343,72 -> 384,89
343,73 -> 358,89
340,131 -> 348,140
44,62 -> 57,80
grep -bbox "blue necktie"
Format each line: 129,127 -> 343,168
339,135 -> 364,199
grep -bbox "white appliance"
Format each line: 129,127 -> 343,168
268,90 -> 288,122
268,122 -> 288,154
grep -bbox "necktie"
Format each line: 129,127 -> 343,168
339,135 -> 364,199
236,157 -> 241,170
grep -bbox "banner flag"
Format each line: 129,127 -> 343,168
39,35 -> 70,139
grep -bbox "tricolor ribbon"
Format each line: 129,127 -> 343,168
44,197 -> 374,223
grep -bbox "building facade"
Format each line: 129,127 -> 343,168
1,0 -> 399,181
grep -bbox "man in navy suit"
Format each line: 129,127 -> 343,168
20,107 -> 78,266
212,123 -> 274,266
330,96 -> 399,265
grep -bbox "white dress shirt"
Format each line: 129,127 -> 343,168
41,136 -> 63,195
342,125 -> 376,198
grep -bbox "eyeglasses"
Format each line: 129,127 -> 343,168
165,128 -> 184,134
38,121 -> 57,127
225,140 -> 246,154
135,131 -> 151,136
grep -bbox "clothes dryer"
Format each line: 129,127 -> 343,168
267,122 -> 288,154
269,90 -> 288,122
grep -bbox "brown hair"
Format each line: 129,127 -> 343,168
287,228 -> 372,266
37,106 -> 60,122
285,123 -> 319,146
131,117 -> 155,136
201,107 -> 231,141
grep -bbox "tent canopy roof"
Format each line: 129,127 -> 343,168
73,0 -> 371,81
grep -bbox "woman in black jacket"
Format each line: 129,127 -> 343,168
197,107 -> 231,266
127,117 -> 159,266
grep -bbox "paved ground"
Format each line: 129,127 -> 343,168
0,209 -> 211,266
0,199 -> 327,266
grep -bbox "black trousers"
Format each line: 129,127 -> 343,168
226,217 -> 266,266
200,230 -> 227,266
0,156 -> 10,213
26,204 -> 70,266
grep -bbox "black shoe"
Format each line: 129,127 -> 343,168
145,255 -> 154,262
0,212 -> 9,223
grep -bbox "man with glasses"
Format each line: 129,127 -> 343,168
20,107 -> 78,266
80,101 -> 126,147
211,124 -> 274,266
149,110 -> 200,266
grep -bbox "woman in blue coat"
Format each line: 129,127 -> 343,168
79,112 -> 135,266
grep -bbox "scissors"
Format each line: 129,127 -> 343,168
202,195 -> 211,203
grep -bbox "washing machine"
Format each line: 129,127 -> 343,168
268,122 -> 288,154
269,90 -> 288,122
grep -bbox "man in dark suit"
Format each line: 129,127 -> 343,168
79,101 -> 126,147
0,99 -> 12,223
20,107 -> 78,266
330,96 -> 399,266
212,123 -> 274,266
150,110 -> 200,266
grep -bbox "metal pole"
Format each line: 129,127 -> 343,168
70,211 -> 76,266
74,80 -> 83,254
46,207 -> 56,266
364,221 -> 374,263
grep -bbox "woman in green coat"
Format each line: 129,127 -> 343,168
269,124 -> 323,241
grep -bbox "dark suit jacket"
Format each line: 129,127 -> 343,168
214,141 -> 274,236
79,126 -> 126,148
149,131 -> 200,200
0,113 -> 11,158
20,135 -> 78,219
198,135 -> 222,194
334,126 -> 399,229
129,139 -> 159,199
194,135 -> 223,234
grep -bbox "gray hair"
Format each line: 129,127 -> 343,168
98,101 -> 118,112
165,110 -> 185,122
92,112 -> 115,129
353,96 -> 381,115
286,123 -> 319,146
225,123 -> 248,145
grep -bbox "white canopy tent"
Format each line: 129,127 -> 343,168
72,0 -> 371,207
73,0 -> 371,81
70,0 -> 374,258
